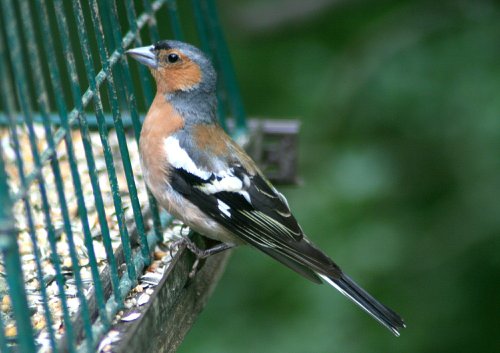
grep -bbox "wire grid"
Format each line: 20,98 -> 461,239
0,0 -> 246,352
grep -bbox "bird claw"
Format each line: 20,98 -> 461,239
168,237 -> 235,278
168,237 -> 185,259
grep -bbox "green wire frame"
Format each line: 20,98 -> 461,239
0,1 -> 246,352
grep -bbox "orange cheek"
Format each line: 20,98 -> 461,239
158,62 -> 202,93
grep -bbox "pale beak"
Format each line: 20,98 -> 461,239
126,45 -> 158,69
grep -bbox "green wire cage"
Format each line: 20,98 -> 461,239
0,1 -> 251,352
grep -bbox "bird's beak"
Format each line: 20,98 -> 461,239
126,45 -> 158,69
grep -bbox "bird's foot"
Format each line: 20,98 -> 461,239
170,237 -> 234,278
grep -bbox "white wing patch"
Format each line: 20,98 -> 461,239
164,136 -> 211,179
199,172 -> 243,193
217,200 -> 231,217
164,136 -> 252,203
197,171 -> 252,203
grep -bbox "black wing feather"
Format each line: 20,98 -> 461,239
170,166 -> 341,280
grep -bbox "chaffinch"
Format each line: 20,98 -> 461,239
126,40 -> 405,336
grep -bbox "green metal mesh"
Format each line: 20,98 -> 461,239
0,1 -> 246,352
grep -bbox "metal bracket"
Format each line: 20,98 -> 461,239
244,118 -> 301,185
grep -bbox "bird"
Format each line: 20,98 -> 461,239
126,40 -> 405,336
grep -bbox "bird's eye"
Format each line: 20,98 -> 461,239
167,53 -> 179,63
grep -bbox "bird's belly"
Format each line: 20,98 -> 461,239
162,187 -> 242,245
143,171 -> 241,245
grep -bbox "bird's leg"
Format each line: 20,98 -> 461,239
188,240 -> 235,278
182,238 -> 235,278
186,241 -> 235,259
168,235 -> 235,277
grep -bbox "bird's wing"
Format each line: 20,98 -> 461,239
165,135 -> 341,281
171,165 -> 326,281
172,163 -> 303,242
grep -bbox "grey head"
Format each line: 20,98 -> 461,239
126,40 -> 218,123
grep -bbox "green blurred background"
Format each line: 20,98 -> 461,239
177,0 -> 500,352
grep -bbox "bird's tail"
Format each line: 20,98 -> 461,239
251,237 -> 405,335
318,273 -> 406,336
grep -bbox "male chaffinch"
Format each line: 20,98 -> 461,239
126,40 -> 405,336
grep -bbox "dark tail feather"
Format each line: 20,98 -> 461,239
319,273 -> 406,336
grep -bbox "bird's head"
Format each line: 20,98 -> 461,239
126,40 -> 217,96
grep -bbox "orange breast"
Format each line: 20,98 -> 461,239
140,94 -> 184,192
